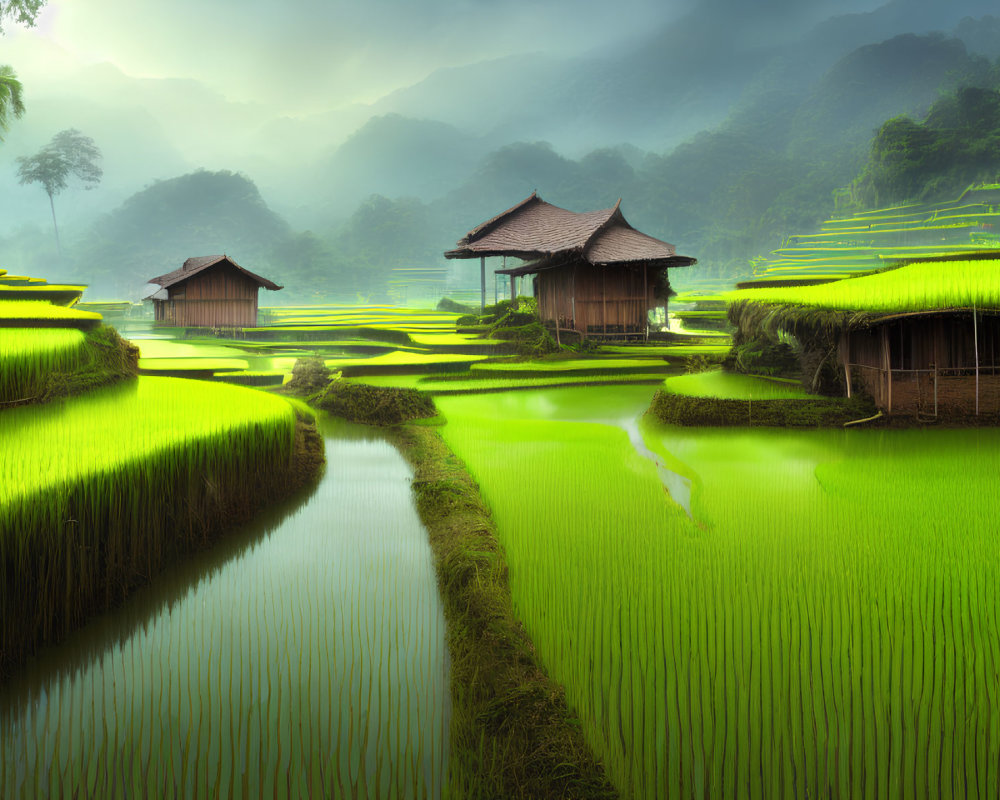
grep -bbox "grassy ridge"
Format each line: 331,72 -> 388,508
0,377 -> 321,677
390,424 -> 618,800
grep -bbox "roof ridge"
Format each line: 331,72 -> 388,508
582,199 -> 626,257
460,191 -> 540,245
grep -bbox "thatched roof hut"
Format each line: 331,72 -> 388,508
727,253 -> 1000,416
147,255 -> 281,329
445,193 -> 696,340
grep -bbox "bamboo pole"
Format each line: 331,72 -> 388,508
480,256 -> 486,312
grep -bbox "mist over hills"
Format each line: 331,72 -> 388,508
2,0 -> 999,298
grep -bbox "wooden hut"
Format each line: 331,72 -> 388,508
445,193 -> 696,340
729,253 -> 1000,417
147,255 -> 281,328
840,312 -> 1000,415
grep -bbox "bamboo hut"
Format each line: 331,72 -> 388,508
445,193 -> 696,340
728,253 -> 1000,416
147,255 -> 282,328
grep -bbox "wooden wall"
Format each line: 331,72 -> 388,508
845,313 -> 1000,414
154,264 -> 260,328
536,262 -> 653,338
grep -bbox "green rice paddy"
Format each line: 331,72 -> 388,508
663,369 -> 812,399
0,328 -> 88,402
0,300 -> 101,326
437,386 -> 1000,799
730,257 -> 1000,312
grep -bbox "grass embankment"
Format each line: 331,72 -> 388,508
390,424 -> 617,800
0,377 -> 323,677
293,375 -> 616,798
650,369 -> 877,426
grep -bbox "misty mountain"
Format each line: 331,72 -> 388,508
78,170 -> 292,298
307,115 -> 494,221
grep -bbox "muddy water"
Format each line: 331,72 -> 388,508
0,417 -> 450,799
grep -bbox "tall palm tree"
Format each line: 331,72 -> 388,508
0,65 -> 25,140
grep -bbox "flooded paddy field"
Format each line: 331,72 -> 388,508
1,419 -> 449,799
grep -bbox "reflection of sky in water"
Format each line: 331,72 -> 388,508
0,417 -> 450,798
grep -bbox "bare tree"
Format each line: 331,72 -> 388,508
17,129 -> 102,255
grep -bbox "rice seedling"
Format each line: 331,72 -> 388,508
0,420 -> 450,798
0,328 -> 88,402
0,376 -> 298,672
437,386 -> 1000,799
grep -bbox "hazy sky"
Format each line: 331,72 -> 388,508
4,0 -> 693,112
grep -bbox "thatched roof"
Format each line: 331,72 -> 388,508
445,193 -> 696,269
148,255 -> 282,291
728,255 -> 1000,339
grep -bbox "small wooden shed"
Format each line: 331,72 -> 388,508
841,312 -> 1000,415
729,252 -> 1000,417
445,193 -> 696,340
147,255 -> 281,328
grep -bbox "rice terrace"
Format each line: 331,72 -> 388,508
4,0 -> 1000,797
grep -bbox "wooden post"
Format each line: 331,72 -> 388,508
974,304 -> 980,415
571,267 -> 577,335
882,326 -> 892,412
933,360 -> 938,417
643,263 -> 649,341
480,256 -> 486,312
510,275 -> 517,310
841,332 -> 852,398
602,271 -> 607,335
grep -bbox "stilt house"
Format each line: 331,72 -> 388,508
147,255 -> 281,328
445,193 -> 696,340
729,252 -> 1000,416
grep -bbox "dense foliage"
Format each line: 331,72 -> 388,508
853,85 -> 1000,205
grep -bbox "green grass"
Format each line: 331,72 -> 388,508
663,369 -> 812,399
729,257 -> 1000,312
437,387 -> 1000,799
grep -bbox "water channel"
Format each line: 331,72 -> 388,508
0,417 -> 450,799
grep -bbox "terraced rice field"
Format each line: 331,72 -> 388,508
752,188 -> 1000,283
0,419 -> 449,798
438,386 -> 1000,799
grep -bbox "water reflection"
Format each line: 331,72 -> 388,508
0,416 -> 450,798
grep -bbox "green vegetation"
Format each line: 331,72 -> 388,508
313,380 -> 436,426
0,324 -> 137,405
853,86 -> 1000,207
390,424 -> 617,799
437,386 -> 1000,799
663,369 -> 812,400
730,257 -> 1000,313
0,376 -> 317,675
0,299 -> 101,326
0,327 -> 87,402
